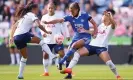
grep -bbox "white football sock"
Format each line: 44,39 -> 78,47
106,60 -> 119,76
43,59 -> 49,73
68,52 -> 80,68
10,53 -> 15,65
39,40 -> 54,58
15,53 -> 20,65
18,57 -> 27,77
55,57 -> 59,66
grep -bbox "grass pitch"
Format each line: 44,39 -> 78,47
0,65 -> 133,80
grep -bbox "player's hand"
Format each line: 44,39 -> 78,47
43,21 -> 48,24
104,11 -> 111,17
92,34 -> 97,38
66,37 -> 70,41
9,38 -> 14,45
87,29 -> 94,35
43,33 -> 47,37
92,30 -> 98,39
46,31 -> 52,34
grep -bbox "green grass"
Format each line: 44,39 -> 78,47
0,65 -> 133,80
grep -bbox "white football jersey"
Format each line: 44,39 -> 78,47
89,23 -> 114,47
40,13 -> 70,44
14,12 -> 38,36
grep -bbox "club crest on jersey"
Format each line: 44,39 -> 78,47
73,20 -> 75,22
81,19 -> 84,22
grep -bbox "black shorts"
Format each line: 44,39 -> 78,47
14,32 -> 34,49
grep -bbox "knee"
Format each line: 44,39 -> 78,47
58,51 -> 65,58
21,57 -> 27,62
59,53 -> 64,58
71,42 -> 78,49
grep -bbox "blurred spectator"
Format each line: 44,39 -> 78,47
114,20 -> 127,37
121,12 -> 130,28
55,3 -> 65,18
1,5 -> 11,22
127,4 -> 133,27
85,1 -> 91,13
122,0 -> 133,7
106,2 -> 115,15
89,0 -> 98,11
79,0 -> 85,11
90,10 -> 102,25
0,0 -> 133,45
114,8 -> 122,23
0,1 -> 4,15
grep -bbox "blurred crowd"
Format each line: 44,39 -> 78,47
0,0 -> 133,45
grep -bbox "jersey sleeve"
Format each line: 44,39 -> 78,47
64,15 -> 70,22
86,13 -> 92,21
40,15 -> 45,26
30,13 -> 38,22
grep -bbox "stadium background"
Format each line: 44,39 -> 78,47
0,0 -> 133,64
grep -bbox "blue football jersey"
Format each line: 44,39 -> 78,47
64,12 -> 92,33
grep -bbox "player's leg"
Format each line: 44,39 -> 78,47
41,52 -> 49,76
59,39 -> 85,66
99,51 -> 122,79
9,47 -> 15,65
55,44 -> 73,79
41,44 -> 55,76
14,47 -> 20,65
18,47 -> 28,79
61,47 -> 89,74
30,36 -> 55,59
54,44 -> 65,70
56,49 -> 64,66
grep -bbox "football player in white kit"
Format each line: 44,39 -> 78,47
10,2 -> 56,79
60,11 -> 122,80
40,2 -> 70,76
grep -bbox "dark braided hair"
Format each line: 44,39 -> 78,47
15,2 -> 38,21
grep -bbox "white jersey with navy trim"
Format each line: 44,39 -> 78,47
14,12 -> 38,36
89,23 -> 114,47
41,13 -> 70,44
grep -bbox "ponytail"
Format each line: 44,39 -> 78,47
15,2 -> 38,21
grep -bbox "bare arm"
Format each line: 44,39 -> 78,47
10,22 -> 18,39
35,19 -> 51,34
9,21 -> 18,44
89,19 -> 98,37
108,13 -> 116,29
44,19 -> 64,24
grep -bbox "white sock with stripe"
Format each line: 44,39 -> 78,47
68,52 -> 80,68
18,57 -> 27,77
10,53 -> 15,65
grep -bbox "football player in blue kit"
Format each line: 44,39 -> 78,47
44,2 -> 98,79
60,11 -> 122,80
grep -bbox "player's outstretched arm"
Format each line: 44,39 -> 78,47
10,21 -> 18,44
35,19 -> 52,34
108,13 -> 116,29
89,19 -> 98,38
44,19 -> 64,24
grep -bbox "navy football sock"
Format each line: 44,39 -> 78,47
59,48 -> 77,64
66,60 -> 72,76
